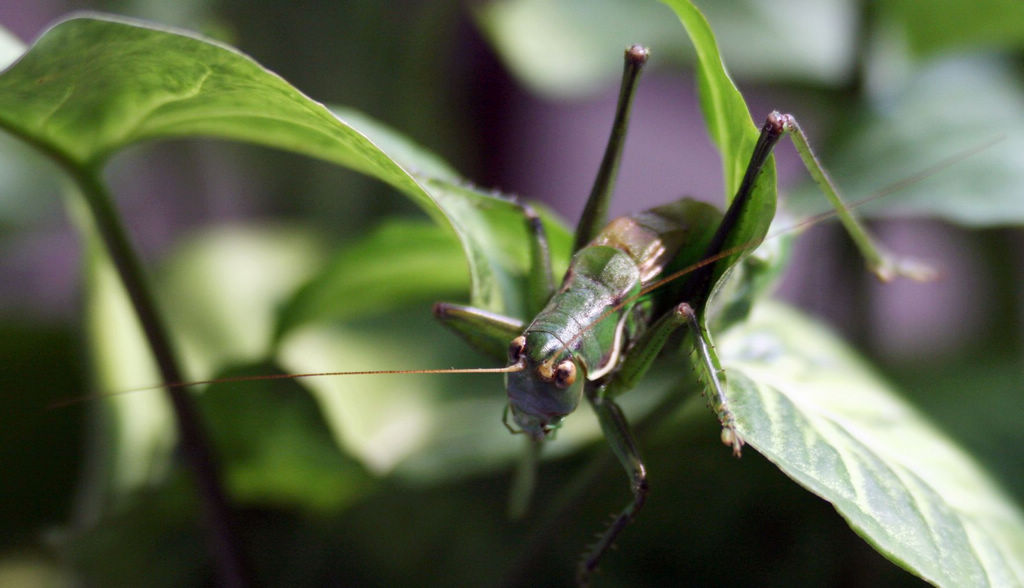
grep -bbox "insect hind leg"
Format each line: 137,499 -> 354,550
776,112 -> 933,281
572,45 -> 649,253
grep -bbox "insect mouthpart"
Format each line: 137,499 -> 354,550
504,353 -> 583,442
503,403 -> 564,440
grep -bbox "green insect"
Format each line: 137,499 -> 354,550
422,45 -> 922,584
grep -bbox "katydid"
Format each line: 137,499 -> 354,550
431,45 -> 925,583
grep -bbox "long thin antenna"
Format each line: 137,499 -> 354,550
49,362 -> 525,409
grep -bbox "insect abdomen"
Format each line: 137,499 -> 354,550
590,199 -> 722,286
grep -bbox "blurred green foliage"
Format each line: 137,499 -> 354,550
1,0 -> 1022,586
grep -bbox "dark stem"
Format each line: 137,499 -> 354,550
70,165 -> 251,588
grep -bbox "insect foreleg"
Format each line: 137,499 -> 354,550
432,303 -> 524,363
579,381 -> 649,586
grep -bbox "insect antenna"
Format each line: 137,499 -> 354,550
48,362 -> 526,409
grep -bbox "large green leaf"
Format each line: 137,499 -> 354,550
156,226 -> 327,378
275,220 -> 468,338
722,301 -> 1024,586
661,0 -> 777,289
0,15 -> 541,316
0,14 -> 575,509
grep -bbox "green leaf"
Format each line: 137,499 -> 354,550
412,178 -> 574,314
275,185 -> 571,340
0,15 -> 551,316
0,15 -> 573,503
662,0 -> 760,199
328,105 -> 460,182
723,301 -> 1024,587
275,219 -> 469,338
74,193 -> 174,498
660,0 -> 777,288
277,309 -> 525,481
695,0 -> 857,85
199,365 -> 373,513
79,222 -> 330,498
157,225 -> 327,377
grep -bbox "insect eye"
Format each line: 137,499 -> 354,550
553,359 -> 576,388
508,336 -> 527,362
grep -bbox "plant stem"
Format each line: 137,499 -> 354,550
70,165 -> 251,588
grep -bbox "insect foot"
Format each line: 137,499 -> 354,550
722,424 -> 744,457
715,401 -> 744,456
872,252 -> 939,282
